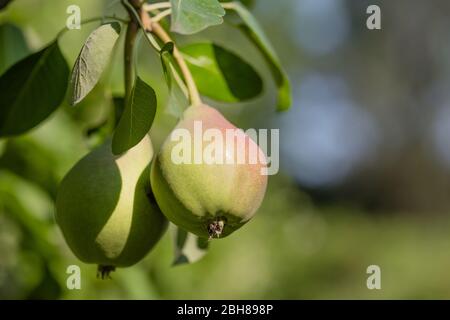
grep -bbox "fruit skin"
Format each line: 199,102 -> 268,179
56,135 -> 167,268
151,104 -> 267,239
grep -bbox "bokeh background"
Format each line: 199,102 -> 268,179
1,0 -> 450,299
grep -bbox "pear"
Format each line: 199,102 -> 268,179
151,104 -> 267,239
56,135 -> 167,277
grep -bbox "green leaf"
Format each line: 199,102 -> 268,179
166,75 -> 189,118
112,77 -> 157,155
0,23 -> 29,75
69,22 -> 121,106
181,42 -> 263,102
160,43 -> 189,117
0,42 -> 69,137
226,2 -> 292,111
113,96 -> 125,126
170,0 -> 225,35
172,225 -> 209,266
160,42 -> 175,88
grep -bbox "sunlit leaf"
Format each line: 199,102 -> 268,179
0,42 -> 69,137
166,77 -> 189,117
69,22 -> 121,105
160,43 -> 189,117
181,42 -> 263,102
226,2 -> 292,111
170,0 -> 225,35
160,42 -> 175,88
112,77 -> 157,155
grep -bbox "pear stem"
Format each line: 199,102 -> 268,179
151,9 -> 172,23
143,2 -> 171,12
97,265 -> 116,279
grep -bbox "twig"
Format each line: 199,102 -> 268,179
122,0 -> 161,52
152,9 -> 172,23
143,2 -> 171,12
221,2 -> 234,10
169,63 -> 189,98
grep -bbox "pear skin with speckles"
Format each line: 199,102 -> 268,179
151,104 -> 267,239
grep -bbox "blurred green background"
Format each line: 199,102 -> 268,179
2,0 -> 450,299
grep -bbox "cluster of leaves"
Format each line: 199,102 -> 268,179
0,0 -> 291,264
0,0 -> 290,139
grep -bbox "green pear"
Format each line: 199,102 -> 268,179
151,104 -> 267,239
56,135 -> 167,277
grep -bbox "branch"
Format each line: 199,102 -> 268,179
152,9 -> 172,23
122,0 -> 161,52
